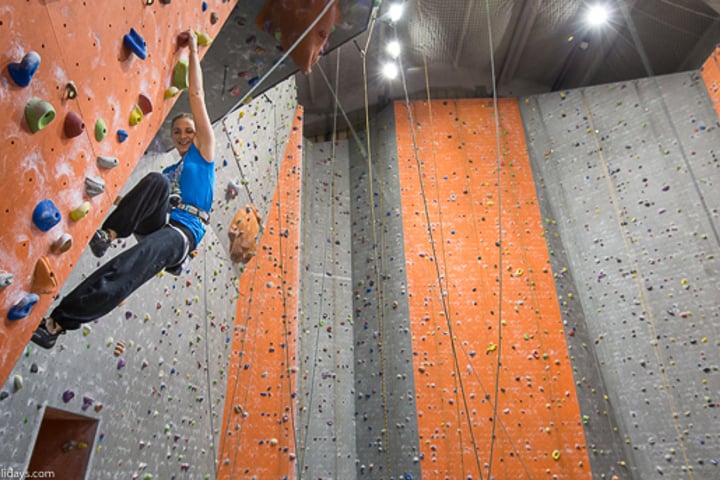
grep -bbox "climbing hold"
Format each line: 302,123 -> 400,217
63,111 -> 85,138
62,390 -> 75,403
85,176 -> 106,197
13,374 -> 23,392
164,86 -> 180,99
50,233 -> 72,255
117,129 -> 128,143
137,93 -> 153,115
31,256 -> 57,295
225,180 -> 240,200
552,449 -> 561,460
64,81 -> 78,100
0,272 -> 13,289
129,104 -> 144,126
210,12 -> 219,25
70,201 -> 91,221
228,204 -> 263,264
114,340 -> 126,356
195,30 -> 212,46
25,98 -> 55,133
8,51 -> 41,87
97,155 -> 119,169
32,199 -> 62,232
173,59 -> 189,90
117,358 -> 126,369
123,28 -> 147,59
95,119 -> 107,142
81,395 -> 95,411
8,293 -> 39,320
177,31 -> 190,48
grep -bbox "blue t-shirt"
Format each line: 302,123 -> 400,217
162,143 -> 214,247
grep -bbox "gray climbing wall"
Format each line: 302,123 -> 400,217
297,138 -> 357,478
348,107 -> 422,479
0,79 -> 297,478
520,71 -> 720,479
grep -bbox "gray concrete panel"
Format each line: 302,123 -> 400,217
520,71 -> 720,480
349,106 -> 422,480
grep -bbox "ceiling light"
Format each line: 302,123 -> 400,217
382,62 -> 399,80
586,4 -> 609,27
386,40 -> 401,59
388,3 -> 404,23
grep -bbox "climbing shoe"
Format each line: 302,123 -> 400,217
31,318 -> 65,349
89,229 -> 112,257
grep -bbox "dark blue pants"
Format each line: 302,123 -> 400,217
51,173 -> 194,330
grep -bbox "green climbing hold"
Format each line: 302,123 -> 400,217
173,59 -> 189,90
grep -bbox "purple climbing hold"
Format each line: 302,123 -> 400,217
62,390 -> 75,403
81,395 -> 95,411
117,358 -> 126,370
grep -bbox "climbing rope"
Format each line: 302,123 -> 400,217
201,246 -> 219,479
295,48 -> 343,477
360,7 -> 395,476
581,92 -> 695,479
483,0 -> 505,477
224,0 -> 338,116
393,12 -> 485,478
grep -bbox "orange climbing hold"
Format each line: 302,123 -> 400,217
31,256 -> 57,295
255,0 -> 341,74
227,203 -> 262,264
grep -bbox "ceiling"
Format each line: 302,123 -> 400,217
154,0 -> 720,148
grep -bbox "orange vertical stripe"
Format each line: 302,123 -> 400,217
217,107 -> 303,480
395,98 -> 591,479
700,45 -> 720,118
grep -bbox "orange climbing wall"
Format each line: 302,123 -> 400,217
0,1 -> 235,384
217,107 -> 303,479
701,45 -> 720,117
395,99 -> 591,479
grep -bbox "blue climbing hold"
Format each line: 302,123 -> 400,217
8,293 -> 40,320
117,129 -> 129,143
8,51 -> 41,87
202,1 -> 208,11
123,28 -> 147,60
248,76 -> 260,87
32,199 -> 62,232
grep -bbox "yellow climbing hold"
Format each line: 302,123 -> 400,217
486,343 -> 497,354
164,86 -> 180,99
552,450 -> 561,460
70,202 -> 91,221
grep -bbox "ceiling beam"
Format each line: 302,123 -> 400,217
701,0 -> 720,14
497,0 -> 542,87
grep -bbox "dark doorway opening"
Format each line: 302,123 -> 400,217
27,406 -> 99,480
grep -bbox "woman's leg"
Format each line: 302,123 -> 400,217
50,226 -> 186,330
103,172 -> 171,238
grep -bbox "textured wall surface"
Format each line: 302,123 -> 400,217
0,0 -> 237,385
216,106 -> 303,480
0,80 -> 297,478
349,106 -> 423,479
701,45 -> 720,117
520,71 -> 720,479
394,98 -> 590,480
296,138 -> 357,478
